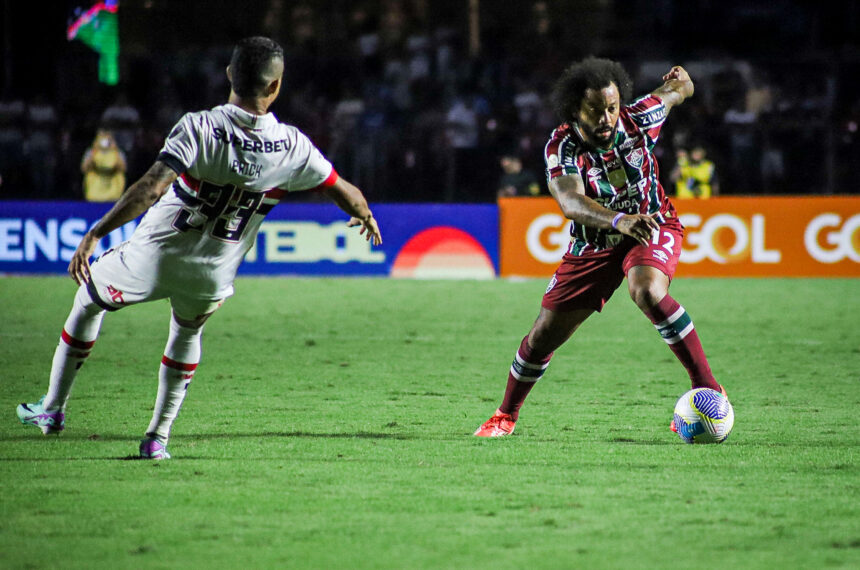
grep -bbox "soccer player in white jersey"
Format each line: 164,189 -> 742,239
16,37 -> 382,459
474,57 -> 725,437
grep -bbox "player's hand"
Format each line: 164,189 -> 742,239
347,214 -> 383,246
615,214 -> 660,246
68,232 -> 100,285
662,66 -> 690,83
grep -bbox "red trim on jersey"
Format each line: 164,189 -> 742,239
544,125 -> 568,159
265,188 -> 288,200
180,172 -> 200,192
545,127 -> 572,180
61,329 -> 96,350
548,166 -> 566,179
627,94 -> 663,115
320,168 -> 339,188
267,169 -> 338,197
161,355 -> 199,371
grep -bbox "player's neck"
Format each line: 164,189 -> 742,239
228,93 -> 270,116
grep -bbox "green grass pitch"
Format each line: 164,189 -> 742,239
1,276 -> 858,569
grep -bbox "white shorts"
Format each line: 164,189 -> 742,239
86,242 -> 229,320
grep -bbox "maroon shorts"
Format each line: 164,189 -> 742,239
542,217 -> 684,313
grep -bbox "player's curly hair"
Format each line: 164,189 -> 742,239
551,57 -> 633,123
229,36 -> 285,98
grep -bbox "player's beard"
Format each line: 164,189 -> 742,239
591,125 -> 615,147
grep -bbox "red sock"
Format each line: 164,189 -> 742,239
645,295 -> 720,390
499,335 -> 553,420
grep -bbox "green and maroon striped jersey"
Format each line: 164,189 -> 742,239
544,94 -> 678,255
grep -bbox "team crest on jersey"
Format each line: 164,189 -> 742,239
626,148 -> 645,168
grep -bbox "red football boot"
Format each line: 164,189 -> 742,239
474,409 -> 516,437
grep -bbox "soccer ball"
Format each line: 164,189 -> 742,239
673,388 -> 734,444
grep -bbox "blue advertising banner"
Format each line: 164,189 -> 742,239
0,201 -> 498,278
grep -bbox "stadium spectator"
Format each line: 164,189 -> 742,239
759,121 -> 787,194
98,92 -> 145,186
99,92 -> 141,157
836,98 -> 860,192
154,80 -> 186,135
1,3 -> 855,200
445,92 -> 480,149
444,91 -> 485,200
513,79 -> 543,128
328,88 -> 366,184
670,145 -> 719,198
475,58 -> 726,437
80,129 -> 127,202
16,37 -> 382,459
0,95 -> 26,197
496,151 -> 542,198
722,98 -> 759,194
23,95 -> 59,199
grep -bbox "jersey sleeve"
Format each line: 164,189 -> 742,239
157,113 -> 199,175
544,127 -> 581,184
626,95 -> 668,147
282,131 -> 337,192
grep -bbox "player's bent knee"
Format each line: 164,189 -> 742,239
170,298 -> 224,329
628,281 -> 666,310
627,268 -> 669,310
171,311 -> 211,330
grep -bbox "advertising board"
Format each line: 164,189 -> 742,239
0,201 -> 498,278
498,196 -> 860,277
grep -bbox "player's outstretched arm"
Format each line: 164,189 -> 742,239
651,66 -> 694,111
68,161 -> 177,285
322,177 -> 382,246
549,175 -> 658,246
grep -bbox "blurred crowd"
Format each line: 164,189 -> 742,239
0,0 -> 857,202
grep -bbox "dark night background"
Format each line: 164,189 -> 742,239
1,0 -> 858,201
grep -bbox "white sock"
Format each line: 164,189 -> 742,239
145,316 -> 203,444
43,287 -> 105,411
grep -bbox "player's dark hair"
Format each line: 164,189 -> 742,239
229,36 -> 285,98
551,57 -> 633,123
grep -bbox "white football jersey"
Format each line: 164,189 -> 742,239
122,103 -> 336,299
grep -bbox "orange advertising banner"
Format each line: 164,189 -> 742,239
499,196 -> 860,277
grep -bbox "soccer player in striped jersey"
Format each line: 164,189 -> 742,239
16,37 -> 382,458
475,57 -> 725,437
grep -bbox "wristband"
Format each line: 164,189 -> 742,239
611,213 -> 624,229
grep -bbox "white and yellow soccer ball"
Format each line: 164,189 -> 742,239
673,388 -> 734,444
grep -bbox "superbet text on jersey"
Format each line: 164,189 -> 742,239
544,95 -> 678,255
121,103 -> 338,300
